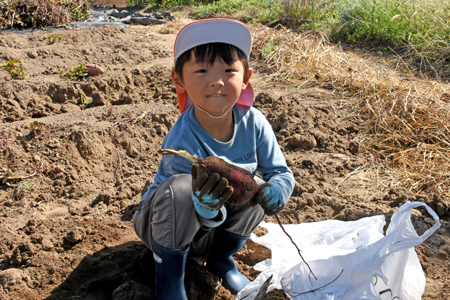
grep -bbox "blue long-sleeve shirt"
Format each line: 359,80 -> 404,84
142,105 -> 295,205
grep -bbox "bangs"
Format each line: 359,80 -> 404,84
174,43 -> 249,81
193,43 -> 242,66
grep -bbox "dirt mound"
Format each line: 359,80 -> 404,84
0,21 -> 449,300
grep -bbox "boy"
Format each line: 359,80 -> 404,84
133,19 -> 294,299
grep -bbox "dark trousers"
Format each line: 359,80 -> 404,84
133,174 -> 265,255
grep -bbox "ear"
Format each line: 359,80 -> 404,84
171,70 -> 186,93
242,68 -> 253,90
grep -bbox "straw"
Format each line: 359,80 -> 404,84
250,24 -> 450,201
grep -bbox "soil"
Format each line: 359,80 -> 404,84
1,8 -> 449,300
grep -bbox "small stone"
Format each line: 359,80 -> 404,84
91,91 -> 107,106
94,193 -> 113,206
61,103 -> 81,113
432,193 -> 448,218
126,145 -> 140,158
41,238 -> 54,251
130,17 -> 165,25
349,141 -> 360,154
27,51 -> 37,59
279,129 -> 289,136
66,228 -> 85,244
255,92 -> 274,105
289,134 -> 316,150
0,268 -> 30,289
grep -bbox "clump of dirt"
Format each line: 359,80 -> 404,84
0,18 -> 449,300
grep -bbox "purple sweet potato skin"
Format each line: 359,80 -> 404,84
196,157 -> 258,205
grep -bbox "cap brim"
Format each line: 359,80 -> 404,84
174,19 -> 252,64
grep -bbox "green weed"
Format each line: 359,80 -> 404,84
65,35 -> 79,45
126,0 -> 150,7
44,34 -> 65,45
261,40 -> 279,60
2,171 -> 14,186
79,93 -> 90,108
276,0 -> 335,29
55,63 -> 89,81
27,121 -> 44,136
138,0 -> 212,8
0,59 -> 27,79
0,0 -> 91,29
332,0 -> 450,75
21,179 -> 38,190
43,34 -> 79,45
192,0 -> 279,23
187,0 -> 450,75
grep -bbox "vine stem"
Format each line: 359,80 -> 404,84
294,269 -> 344,298
275,214 -> 317,280
0,160 -> 45,181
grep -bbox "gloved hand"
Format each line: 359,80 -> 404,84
191,163 -> 233,219
250,183 -> 284,216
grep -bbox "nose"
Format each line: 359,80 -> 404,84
209,75 -> 224,87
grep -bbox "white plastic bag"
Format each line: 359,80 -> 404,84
237,201 -> 440,300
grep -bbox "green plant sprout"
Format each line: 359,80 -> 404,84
65,35 -> 79,45
20,179 -> 38,190
2,171 -> 14,186
1,160 -> 46,187
44,34 -> 65,45
79,93 -> 90,108
0,59 -> 27,78
107,101 -> 113,117
27,121 -> 44,136
55,63 -> 89,81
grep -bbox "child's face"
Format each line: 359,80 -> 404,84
172,51 -> 252,118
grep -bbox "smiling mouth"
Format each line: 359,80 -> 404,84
208,94 -> 225,97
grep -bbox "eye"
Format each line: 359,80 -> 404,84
225,69 -> 235,73
195,69 -> 207,73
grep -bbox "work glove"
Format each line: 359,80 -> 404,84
191,163 -> 233,219
250,183 -> 284,216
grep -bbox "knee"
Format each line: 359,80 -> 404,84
165,173 -> 192,206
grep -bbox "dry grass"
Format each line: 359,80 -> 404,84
155,17 -> 191,34
128,18 -> 190,40
250,24 -> 450,201
403,37 -> 450,78
250,24 -> 335,86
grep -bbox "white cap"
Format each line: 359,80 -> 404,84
174,18 -> 252,64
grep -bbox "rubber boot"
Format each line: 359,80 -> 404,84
206,230 -> 251,294
152,239 -> 189,300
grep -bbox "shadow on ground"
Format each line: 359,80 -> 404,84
45,241 -> 217,300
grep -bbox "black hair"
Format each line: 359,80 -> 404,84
174,43 -> 249,81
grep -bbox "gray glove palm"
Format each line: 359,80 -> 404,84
191,163 -> 233,219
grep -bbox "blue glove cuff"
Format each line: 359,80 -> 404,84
192,192 -> 219,219
199,207 -> 227,228
261,183 -> 283,214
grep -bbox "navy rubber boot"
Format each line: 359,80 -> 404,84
152,239 -> 189,300
206,230 -> 251,294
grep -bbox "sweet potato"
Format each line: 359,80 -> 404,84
159,149 -> 258,205
85,64 -> 104,76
